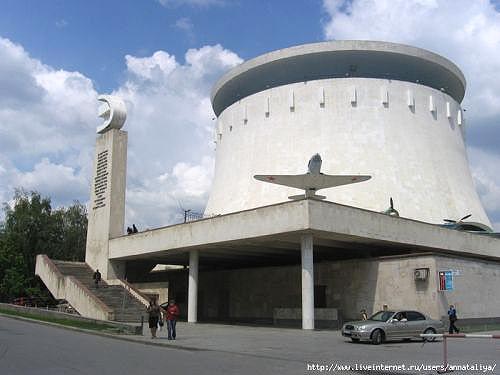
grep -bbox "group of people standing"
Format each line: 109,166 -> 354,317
127,224 -> 139,235
147,298 -> 180,340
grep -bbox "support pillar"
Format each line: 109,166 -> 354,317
301,234 -> 314,330
188,250 -> 199,323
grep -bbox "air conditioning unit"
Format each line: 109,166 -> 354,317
414,268 -> 429,281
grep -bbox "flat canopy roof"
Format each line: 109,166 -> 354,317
211,40 -> 466,116
109,200 -> 500,267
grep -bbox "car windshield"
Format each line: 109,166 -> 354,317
369,311 -> 395,322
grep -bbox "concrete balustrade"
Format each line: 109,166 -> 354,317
106,278 -> 150,306
35,255 -> 114,321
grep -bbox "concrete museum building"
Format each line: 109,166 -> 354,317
36,40 -> 500,330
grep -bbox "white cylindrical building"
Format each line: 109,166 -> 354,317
205,40 -> 491,227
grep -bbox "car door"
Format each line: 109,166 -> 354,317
385,311 -> 409,339
406,311 -> 427,337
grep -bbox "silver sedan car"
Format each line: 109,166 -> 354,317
342,310 -> 445,345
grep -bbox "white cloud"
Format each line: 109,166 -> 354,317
125,157 -> 214,228
17,158 -> 89,201
0,35 -> 242,230
0,37 -> 97,211
174,17 -> 194,33
172,17 -> 196,42
116,44 -> 242,228
469,147 -> 500,230
322,0 -> 500,228
125,51 -> 177,81
172,156 -> 214,197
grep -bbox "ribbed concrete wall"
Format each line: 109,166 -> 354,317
206,75 -> 490,227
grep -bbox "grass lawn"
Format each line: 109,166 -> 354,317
0,307 -> 128,333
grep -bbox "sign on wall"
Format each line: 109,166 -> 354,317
438,271 -> 454,291
92,149 -> 109,210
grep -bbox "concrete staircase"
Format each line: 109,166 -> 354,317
51,260 -> 147,323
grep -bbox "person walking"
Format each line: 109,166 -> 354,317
93,269 -> 101,289
448,304 -> 459,334
147,298 -> 162,339
166,299 -> 180,340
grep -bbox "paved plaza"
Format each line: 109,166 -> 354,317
139,321 -> 499,373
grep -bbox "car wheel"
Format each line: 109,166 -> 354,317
351,338 -> 360,343
423,328 -> 436,342
371,329 -> 384,345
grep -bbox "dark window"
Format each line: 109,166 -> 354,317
369,311 -> 395,322
314,285 -> 327,308
174,292 -> 186,303
406,311 -> 426,321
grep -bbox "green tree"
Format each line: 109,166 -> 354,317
51,202 -> 88,261
0,190 -> 87,302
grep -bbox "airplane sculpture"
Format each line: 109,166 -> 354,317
254,153 -> 371,200
430,214 -> 500,237
382,197 -> 399,217
439,214 -> 493,232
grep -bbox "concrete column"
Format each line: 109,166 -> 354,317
188,250 -> 199,323
301,234 -> 315,330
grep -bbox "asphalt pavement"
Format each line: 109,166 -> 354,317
0,315 -> 498,374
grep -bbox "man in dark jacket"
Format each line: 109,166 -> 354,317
93,269 -> 101,289
448,304 -> 459,334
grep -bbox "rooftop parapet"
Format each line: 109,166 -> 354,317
211,40 -> 466,116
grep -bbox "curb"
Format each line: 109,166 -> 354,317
0,312 -> 206,352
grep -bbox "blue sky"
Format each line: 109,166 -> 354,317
0,0 -> 499,229
0,0 -> 324,92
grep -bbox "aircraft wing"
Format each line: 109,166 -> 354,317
254,174 -> 371,191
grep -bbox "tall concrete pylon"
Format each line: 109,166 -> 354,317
85,95 -> 128,280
